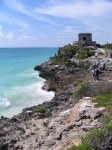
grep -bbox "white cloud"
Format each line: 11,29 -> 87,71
0,0 -> 112,47
3,0 -> 52,23
18,33 -> 39,42
0,30 -> 4,38
18,33 -> 32,41
48,0 -> 61,4
0,28 -> 14,40
6,32 -> 14,40
34,1 -> 112,18
0,12 -> 30,29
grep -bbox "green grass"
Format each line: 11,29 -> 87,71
34,106 -> 46,113
67,142 -> 94,150
93,93 -> 112,108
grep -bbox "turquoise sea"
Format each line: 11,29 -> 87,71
0,47 -> 58,118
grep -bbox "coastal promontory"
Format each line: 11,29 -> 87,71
0,41 -> 112,150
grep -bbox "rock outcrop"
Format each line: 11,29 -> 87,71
0,97 -> 105,150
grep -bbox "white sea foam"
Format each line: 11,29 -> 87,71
12,81 -> 54,103
17,68 -> 40,78
3,70 -> 53,104
0,98 -> 11,107
0,81 -> 54,118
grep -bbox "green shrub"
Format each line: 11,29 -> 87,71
82,121 -> 112,149
59,44 -> 79,56
76,52 -> 87,59
96,43 -> 102,48
73,80 -> 90,98
50,55 -> 62,65
51,44 -> 95,64
50,44 -> 80,64
76,48 -> 95,59
34,106 -> 46,113
99,51 -> 104,55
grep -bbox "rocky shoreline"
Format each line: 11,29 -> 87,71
0,48 -> 112,150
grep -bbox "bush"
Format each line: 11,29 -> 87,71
99,51 -> 104,55
81,122 -> 112,150
34,106 -> 46,113
76,48 -> 95,59
50,44 -> 95,64
59,44 -> 79,56
73,80 -> 90,98
50,44 -> 79,64
96,43 -> 102,48
50,55 -> 62,65
76,52 -> 87,59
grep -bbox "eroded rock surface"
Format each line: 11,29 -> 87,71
0,97 -> 105,150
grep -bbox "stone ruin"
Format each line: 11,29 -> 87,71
73,33 -> 96,47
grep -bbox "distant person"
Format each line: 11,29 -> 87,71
95,68 -> 99,80
95,51 -> 98,59
91,69 -> 95,80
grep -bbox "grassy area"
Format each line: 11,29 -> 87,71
93,93 -> 112,108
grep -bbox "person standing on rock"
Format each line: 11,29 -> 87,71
95,68 -> 99,81
91,69 -> 96,80
95,51 -> 98,59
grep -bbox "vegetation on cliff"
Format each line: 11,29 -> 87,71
34,105 -> 46,113
67,92 -> 112,150
73,80 -> 90,99
103,43 -> 112,50
50,42 -> 112,65
50,44 -> 95,64
96,43 -> 112,50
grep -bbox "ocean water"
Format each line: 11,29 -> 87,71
0,47 -> 58,118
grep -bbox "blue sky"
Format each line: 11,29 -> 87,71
0,0 -> 112,47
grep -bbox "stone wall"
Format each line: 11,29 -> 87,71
73,33 -> 96,47
78,33 -> 92,41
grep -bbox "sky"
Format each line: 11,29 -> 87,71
0,0 -> 112,47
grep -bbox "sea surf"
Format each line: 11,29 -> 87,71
0,47 -> 58,118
